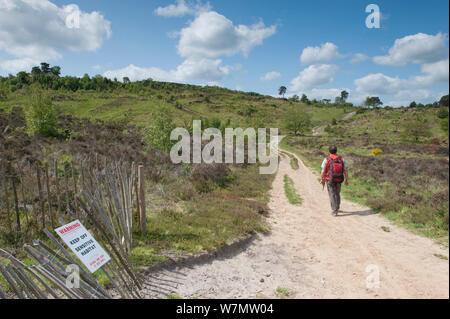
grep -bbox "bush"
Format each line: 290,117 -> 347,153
437,107 -> 449,119
143,107 -> 176,153
0,84 -> 8,100
190,163 -> 232,193
25,88 -> 58,136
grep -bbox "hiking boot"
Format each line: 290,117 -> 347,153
332,210 -> 339,216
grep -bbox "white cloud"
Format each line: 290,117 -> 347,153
290,64 -> 338,92
105,10 -> 274,83
373,33 -> 449,66
355,58 -> 449,97
154,0 -> 211,17
354,73 -> 407,95
300,42 -> 340,65
0,0 -> 111,73
177,11 -> 276,58
413,58 -> 449,86
104,58 -> 232,82
92,64 -> 102,71
350,53 -> 369,64
260,71 -> 281,81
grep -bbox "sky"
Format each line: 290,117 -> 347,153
0,0 -> 448,106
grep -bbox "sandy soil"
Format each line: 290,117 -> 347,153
140,147 -> 449,299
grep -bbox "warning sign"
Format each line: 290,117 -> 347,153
55,220 -> 111,273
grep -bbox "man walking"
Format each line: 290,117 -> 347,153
321,145 -> 348,216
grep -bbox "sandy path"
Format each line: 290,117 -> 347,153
141,147 -> 449,299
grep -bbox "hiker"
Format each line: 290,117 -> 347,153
320,145 -> 348,216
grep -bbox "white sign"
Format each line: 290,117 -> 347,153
55,220 -> 111,273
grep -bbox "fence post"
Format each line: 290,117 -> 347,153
45,163 -> 54,229
134,163 -> 140,226
138,165 -> 146,233
11,173 -> 21,232
36,163 -> 45,230
54,160 -> 61,216
2,164 -> 12,232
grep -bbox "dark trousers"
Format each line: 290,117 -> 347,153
327,182 -> 342,212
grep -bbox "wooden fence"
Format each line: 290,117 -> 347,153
0,154 -> 148,299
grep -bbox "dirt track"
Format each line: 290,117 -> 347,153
141,149 -> 449,299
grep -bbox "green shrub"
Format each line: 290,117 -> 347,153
143,107 -> 176,152
437,107 -> 449,119
25,88 -> 58,136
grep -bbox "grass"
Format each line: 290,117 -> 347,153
433,253 -> 448,260
276,287 -> 292,297
381,226 -> 391,232
283,175 -> 302,206
131,164 -> 274,268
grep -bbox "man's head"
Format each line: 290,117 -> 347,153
329,145 -> 337,154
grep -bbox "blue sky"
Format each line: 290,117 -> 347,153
0,0 -> 448,106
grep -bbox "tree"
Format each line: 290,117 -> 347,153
40,62 -> 51,74
283,106 -> 312,136
143,107 -> 176,152
409,101 -> 417,108
300,94 -> 309,103
50,66 -> 61,77
25,88 -> 58,137
290,94 -> 299,102
31,66 -> 42,76
439,94 -> 449,107
278,86 -> 287,98
123,77 -> 131,84
340,90 -> 349,102
364,96 -> 383,108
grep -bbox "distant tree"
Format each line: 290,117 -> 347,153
439,94 -> 449,107
40,62 -> 51,74
364,96 -> 383,108
16,71 -> 31,85
300,94 -> 309,103
283,106 -> 312,136
31,66 -> 42,76
278,86 -> 287,98
335,96 -> 342,104
50,66 -> 61,77
290,94 -> 300,102
409,101 -> 417,108
322,99 -> 331,104
123,77 -> 131,84
340,90 -> 349,102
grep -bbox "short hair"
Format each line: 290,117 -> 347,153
329,145 -> 337,154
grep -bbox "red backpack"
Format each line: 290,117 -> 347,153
326,155 -> 345,183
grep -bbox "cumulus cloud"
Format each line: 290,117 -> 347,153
355,58 -> 449,97
290,64 -> 338,92
350,53 -> 369,64
413,58 -> 449,86
0,0 -> 111,73
354,73 -> 407,95
300,42 -> 340,65
373,33 -> 449,66
105,10 -> 275,83
178,11 -> 276,58
103,58 -> 232,82
260,71 -> 281,81
154,0 -> 211,17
